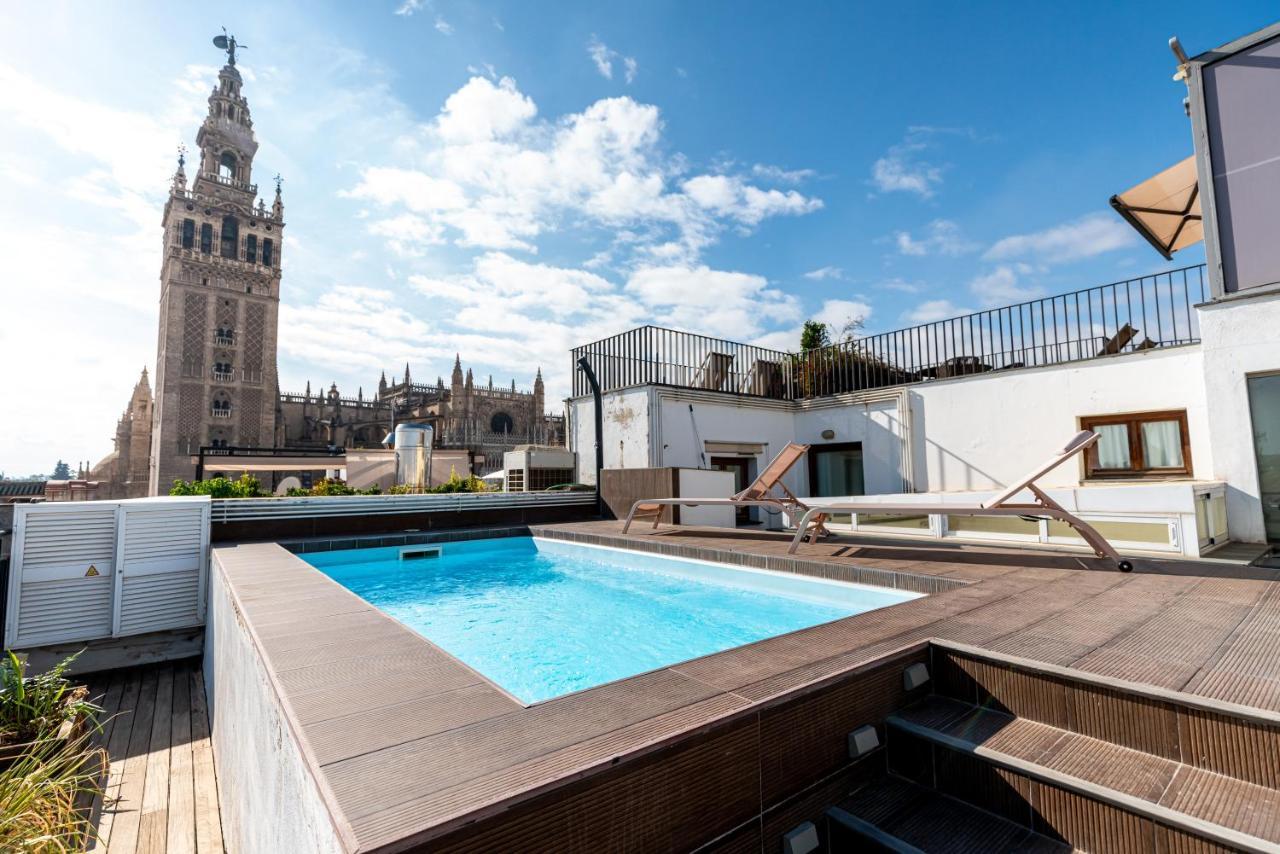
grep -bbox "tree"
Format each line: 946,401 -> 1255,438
50,460 -> 74,480
799,320 -> 830,351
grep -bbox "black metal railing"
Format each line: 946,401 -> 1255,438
571,264 -> 1208,401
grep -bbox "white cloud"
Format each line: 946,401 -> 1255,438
894,219 -> 978,257
985,212 -> 1136,264
627,265 -> 801,339
752,163 -> 817,184
904,299 -> 973,324
968,263 -> 1042,306
814,299 -> 872,331
877,277 -> 922,294
434,16 -> 454,35
394,0 -> 425,16
803,265 -> 843,281
587,36 -> 636,84
347,75 -> 821,264
870,126 -> 976,199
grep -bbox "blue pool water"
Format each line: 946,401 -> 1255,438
304,537 -> 919,704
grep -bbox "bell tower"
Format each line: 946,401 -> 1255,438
149,33 -> 284,493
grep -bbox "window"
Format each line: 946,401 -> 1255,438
219,151 -> 237,180
199,223 -> 213,254
245,234 -> 257,264
181,218 -> 195,249
808,442 -> 865,497
220,216 -> 239,259
261,238 -> 273,267
490,412 -> 514,434
1080,410 -> 1191,479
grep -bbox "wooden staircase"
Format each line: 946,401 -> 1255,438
770,643 -> 1280,853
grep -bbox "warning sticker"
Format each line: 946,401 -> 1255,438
85,565 -> 100,577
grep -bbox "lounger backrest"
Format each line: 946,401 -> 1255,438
982,431 -> 1099,509
735,442 -> 810,500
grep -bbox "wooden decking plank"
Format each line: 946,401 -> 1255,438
106,667 -> 158,854
166,666 -> 196,854
188,666 -> 225,854
135,665 -> 174,854
85,670 -> 126,853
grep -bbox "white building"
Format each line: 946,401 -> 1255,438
567,22 -> 1280,560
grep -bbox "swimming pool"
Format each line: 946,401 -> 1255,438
303,536 -> 920,704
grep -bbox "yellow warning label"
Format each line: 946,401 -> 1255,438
85,565 -> 100,577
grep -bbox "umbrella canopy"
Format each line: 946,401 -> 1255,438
1110,155 -> 1202,260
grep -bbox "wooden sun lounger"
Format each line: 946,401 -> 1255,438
622,442 -> 829,536
786,431 -> 1134,572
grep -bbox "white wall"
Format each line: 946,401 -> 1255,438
655,393 -> 801,493
904,347 -> 1211,493
569,388 -> 653,484
794,399 -> 906,495
205,558 -> 346,854
1197,290 -> 1280,542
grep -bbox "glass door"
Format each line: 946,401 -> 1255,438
1248,373 -> 1280,542
809,443 -> 865,497
709,456 -> 752,523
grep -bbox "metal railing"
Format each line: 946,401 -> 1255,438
571,264 -> 1208,401
209,489 -> 595,523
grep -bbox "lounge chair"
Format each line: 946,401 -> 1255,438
622,442 -> 830,536
786,430 -> 1134,572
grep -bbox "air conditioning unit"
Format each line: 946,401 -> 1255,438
4,497 -> 211,649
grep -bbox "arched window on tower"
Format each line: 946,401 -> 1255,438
262,238 -> 274,267
181,219 -> 195,249
219,151 -> 237,181
245,234 -> 257,264
200,223 -> 213,254
220,216 -> 239,259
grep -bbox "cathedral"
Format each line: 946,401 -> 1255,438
91,44 -> 561,496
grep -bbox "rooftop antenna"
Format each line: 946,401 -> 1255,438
212,28 -> 247,66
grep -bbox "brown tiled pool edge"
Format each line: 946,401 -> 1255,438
207,522 -> 1280,852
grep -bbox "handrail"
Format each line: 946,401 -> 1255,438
571,264 -> 1208,401
209,490 -> 595,522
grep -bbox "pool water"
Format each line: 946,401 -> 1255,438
303,537 -> 920,704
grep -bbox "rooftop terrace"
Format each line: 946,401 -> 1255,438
571,264 -> 1208,401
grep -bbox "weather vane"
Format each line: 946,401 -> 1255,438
274,173 -> 283,193
177,143 -> 187,168
212,28 -> 246,66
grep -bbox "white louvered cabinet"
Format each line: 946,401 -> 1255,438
4,497 -> 210,648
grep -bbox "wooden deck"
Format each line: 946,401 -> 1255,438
207,523 -> 1280,852
84,659 -> 224,854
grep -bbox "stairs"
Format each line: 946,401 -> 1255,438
811,644 -> 1280,853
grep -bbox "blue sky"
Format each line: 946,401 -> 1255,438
0,1 -> 1271,475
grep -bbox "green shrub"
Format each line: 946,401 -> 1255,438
283,479 -> 382,497
427,468 -> 487,494
0,729 -> 103,852
0,652 -> 101,746
168,473 -> 262,498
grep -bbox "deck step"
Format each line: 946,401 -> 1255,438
888,695 -> 1280,852
827,775 -> 1071,853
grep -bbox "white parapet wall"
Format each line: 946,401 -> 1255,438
204,552 -> 347,854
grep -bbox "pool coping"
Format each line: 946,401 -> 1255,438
209,529 -> 967,852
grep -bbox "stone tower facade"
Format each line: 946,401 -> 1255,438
89,368 -> 154,499
148,59 -> 283,493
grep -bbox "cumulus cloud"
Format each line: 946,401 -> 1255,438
394,0 -> 424,15
346,75 -> 821,265
903,299 -> 974,324
894,219 -> 978,257
433,16 -> 454,35
968,263 -> 1042,306
985,212 -> 1136,264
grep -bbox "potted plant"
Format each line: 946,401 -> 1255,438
0,652 -> 101,771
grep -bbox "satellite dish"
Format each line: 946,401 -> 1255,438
213,34 -> 229,49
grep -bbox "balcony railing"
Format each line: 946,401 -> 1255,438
212,370 -> 233,383
214,335 -> 235,347
211,408 -> 233,419
571,264 -> 1208,401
